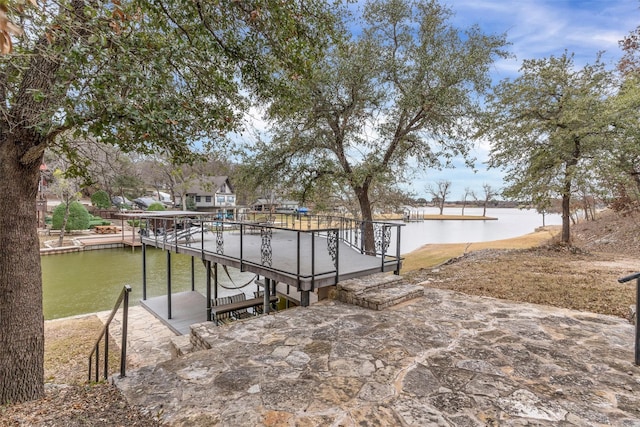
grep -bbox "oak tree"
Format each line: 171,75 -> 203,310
0,0 -> 338,403
246,0 -> 507,251
482,52 -> 614,243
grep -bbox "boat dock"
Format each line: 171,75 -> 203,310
123,212 -> 404,332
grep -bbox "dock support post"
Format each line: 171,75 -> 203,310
206,260 -> 212,321
191,257 -> 195,291
167,250 -> 172,319
301,290 -> 310,307
142,243 -> 147,300
214,263 -> 218,301
264,278 -> 271,314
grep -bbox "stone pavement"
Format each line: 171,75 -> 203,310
115,287 -> 640,426
97,306 -> 177,369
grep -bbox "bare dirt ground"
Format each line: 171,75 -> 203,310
2,209 -> 639,425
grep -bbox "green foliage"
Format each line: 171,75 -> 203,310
146,202 -> 166,212
249,0 -> 508,221
90,190 -> 111,209
481,52 -> 614,242
52,202 -> 91,231
88,215 -> 111,227
3,0 -> 342,172
186,196 -> 197,211
0,0 -> 343,404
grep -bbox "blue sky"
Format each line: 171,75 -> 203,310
242,0 -> 640,201
410,0 -> 640,200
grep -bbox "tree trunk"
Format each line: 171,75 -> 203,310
355,185 -> 375,255
58,198 -> 70,247
0,142 -> 44,403
561,191 -> 571,244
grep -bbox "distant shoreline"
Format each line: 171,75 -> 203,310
376,213 -> 498,221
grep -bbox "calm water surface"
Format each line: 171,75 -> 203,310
42,208 -> 560,319
397,207 -> 561,253
42,247 -> 257,320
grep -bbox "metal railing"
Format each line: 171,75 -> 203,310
137,213 -> 403,289
618,272 -> 640,365
88,285 -> 131,382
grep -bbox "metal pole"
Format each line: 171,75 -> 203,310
206,260 -> 212,321
214,263 -> 218,300
95,344 -> 99,382
240,224 -> 244,272
395,225 -> 402,275
618,272 -> 640,365
167,250 -> 172,319
311,232 -> 315,291
264,278 -> 271,314
636,277 -> 640,365
142,243 -> 147,300
335,230 -> 339,284
297,231 -> 301,290
103,324 -> 109,380
301,290 -> 310,307
120,286 -> 130,378
191,256 -> 195,291
381,225 -> 387,271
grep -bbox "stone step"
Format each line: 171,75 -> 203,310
349,283 -> 425,311
336,272 -> 405,299
170,335 -> 194,358
335,273 -> 424,310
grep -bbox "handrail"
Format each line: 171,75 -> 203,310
88,285 -> 132,382
618,272 -> 640,365
138,213 -> 404,288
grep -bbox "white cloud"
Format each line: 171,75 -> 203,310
240,0 -> 640,200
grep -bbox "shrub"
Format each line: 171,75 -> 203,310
90,190 -> 111,209
186,196 -> 196,211
52,202 -> 91,231
88,216 -> 111,227
146,202 -> 166,211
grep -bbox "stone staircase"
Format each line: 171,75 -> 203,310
333,273 -> 424,310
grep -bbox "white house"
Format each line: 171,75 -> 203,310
180,176 -> 237,216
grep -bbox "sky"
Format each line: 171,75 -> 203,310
409,0 -> 640,200
241,0 -> 640,201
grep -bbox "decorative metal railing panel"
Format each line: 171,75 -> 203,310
260,227 -> 272,267
215,223 -> 224,254
374,224 -> 391,254
327,229 -> 338,269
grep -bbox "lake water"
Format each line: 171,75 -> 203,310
42,208 -> 560,319
397,207 -> 561,253
41,247 -> 259,320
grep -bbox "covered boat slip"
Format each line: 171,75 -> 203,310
128,211 -> 403,331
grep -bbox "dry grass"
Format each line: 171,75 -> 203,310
44,315 -> 120,385
401,225 -> 561,272
0,316 -> 152,427
406,247 -> 637,319
402,211 -> 640,320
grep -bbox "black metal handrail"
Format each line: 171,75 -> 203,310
88,285 -> 131,382
138,213 -> 403,292
618,272 -> 640,365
